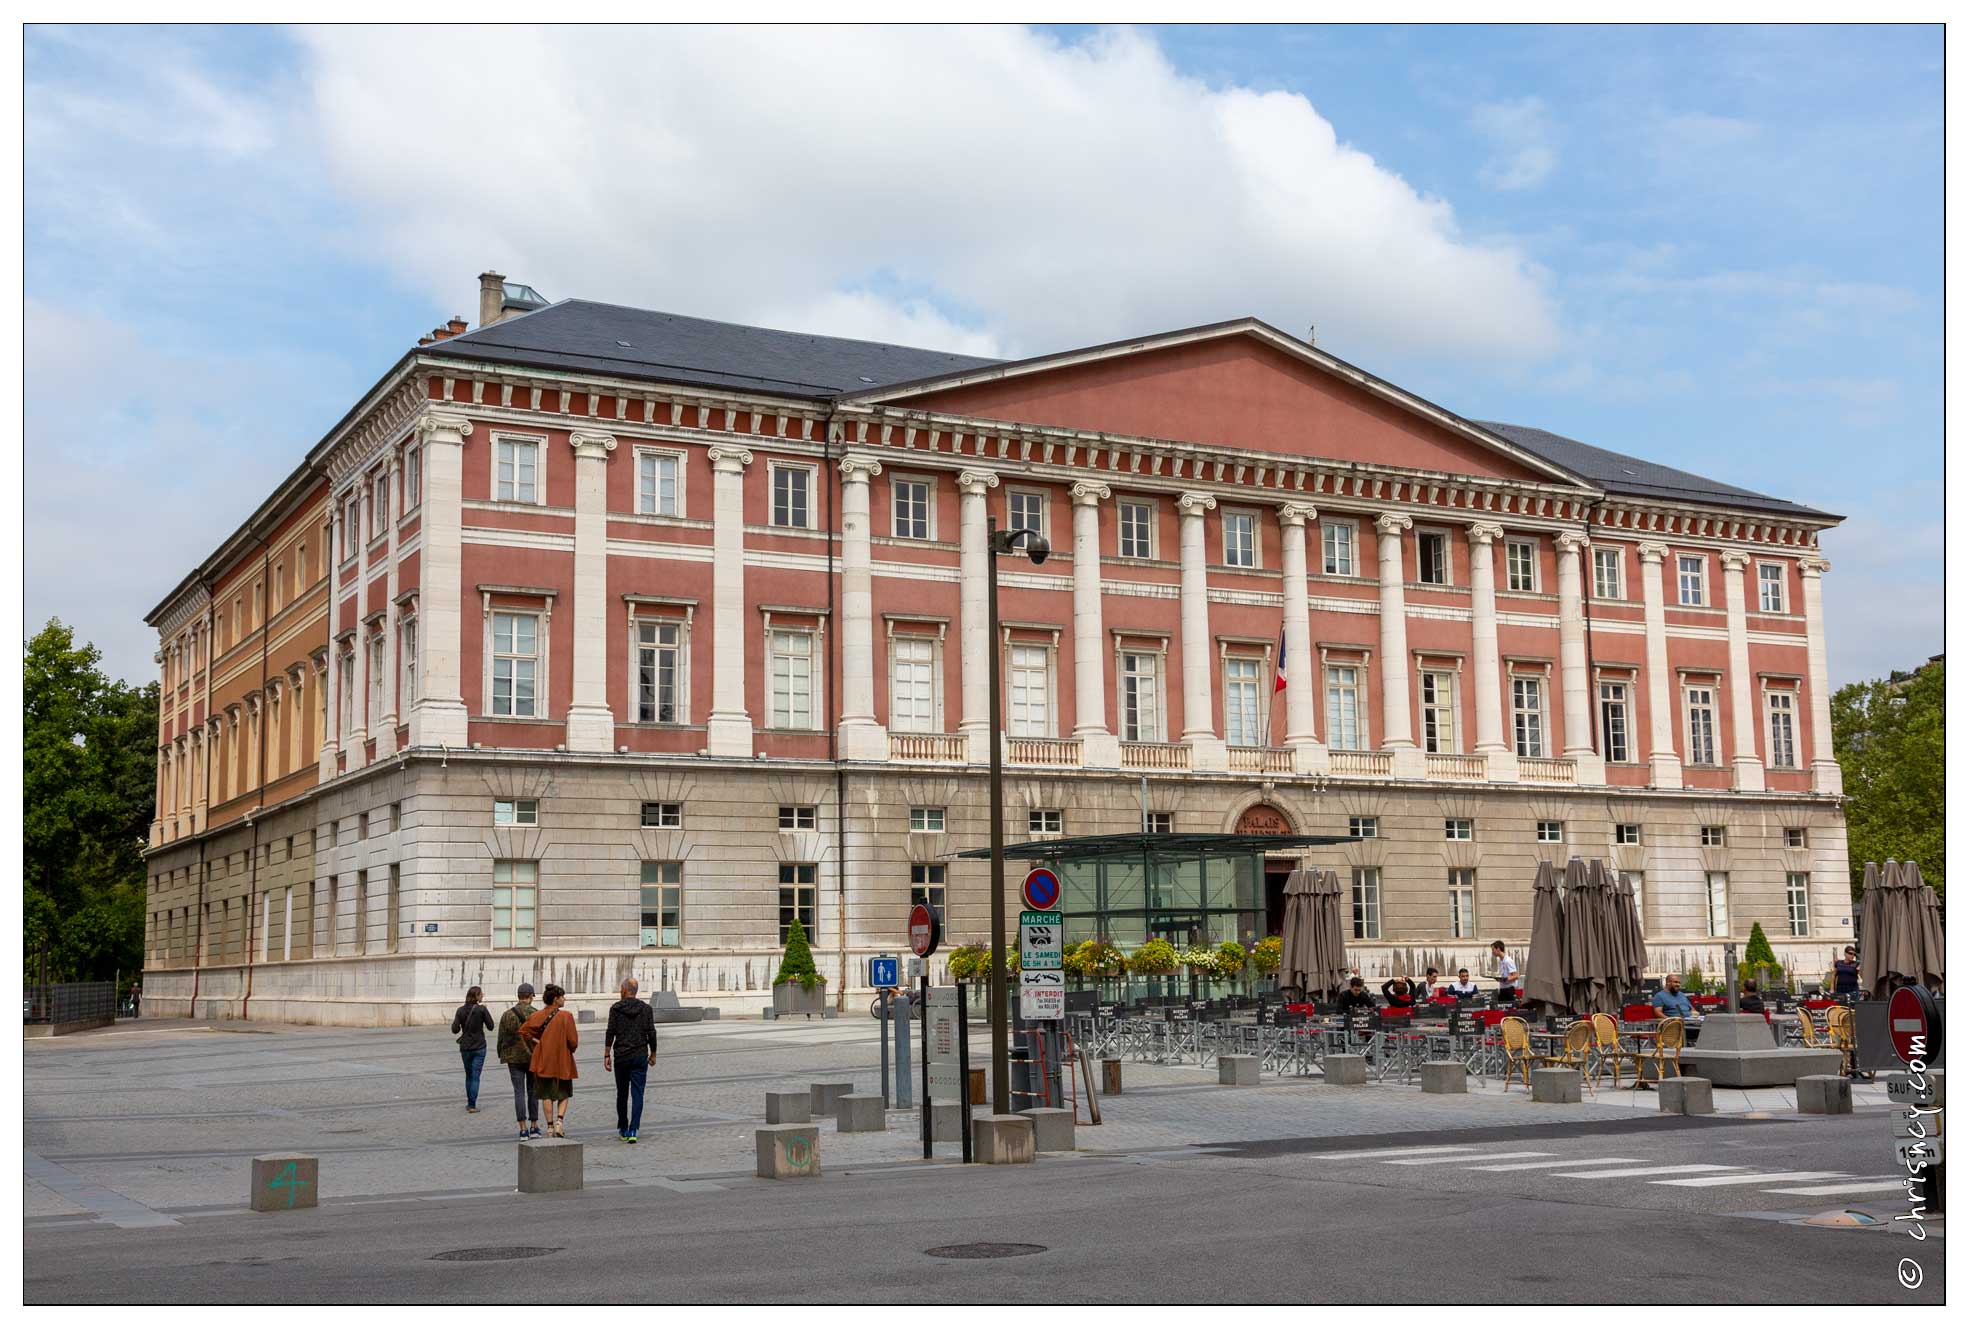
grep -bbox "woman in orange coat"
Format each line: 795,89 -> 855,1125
518,983 -> 579,1137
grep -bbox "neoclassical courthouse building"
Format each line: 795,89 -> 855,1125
141,273 -> 1853,1023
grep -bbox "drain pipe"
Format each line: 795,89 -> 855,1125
824,408 -> 847,1013
189,582 -> 214,1020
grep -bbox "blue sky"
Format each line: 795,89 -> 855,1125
24,24 -> 1940,686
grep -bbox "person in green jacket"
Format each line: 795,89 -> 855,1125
496,982 -> 541,1140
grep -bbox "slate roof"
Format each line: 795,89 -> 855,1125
419,299 -> 1835,521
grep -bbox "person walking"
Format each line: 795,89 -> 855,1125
496,982 -> 542,1140
451,986 -> 495,1113
519,983 -> 579,1137
603,978 -> 658,1143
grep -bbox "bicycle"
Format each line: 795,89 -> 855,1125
869,988 -> 922,1020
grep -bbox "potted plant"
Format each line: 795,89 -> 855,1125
1213,940 -> 1247,983
1252,935 -> 1282,976
771,918 -> 829,1016
946,944 -> 984,983
1130,938 -> 1179,977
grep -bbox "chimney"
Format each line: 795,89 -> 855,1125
447,317 -> 468,336
478,271 -> 506,329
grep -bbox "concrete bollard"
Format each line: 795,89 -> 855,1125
1324,1054 -> 1368,1086
1657,1076 -> 1715,1115
755,1124 -> 820,1179
930,1102 -> 965,1142
517,1139 -> 584,1193
1797,1074 -> 1854,1115
809,1081 -> 854,1116
1020,1106 -> 1076,1152
1102,1058 -> 1123,1095
250,1154 -> 319,1212
973,1113 -> 1036,1164
836,1093 -> 886,1133
1530,1067 -> 1583,1104
1219,1054 -> 1260,1086
765,1090 -> 811,1124
1420,1061 -> 1468,1095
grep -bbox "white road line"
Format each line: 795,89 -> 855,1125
1549,1163 -> 1749,1179
1467,1157 -> 1647,1171
1650,1171 -> 1853,1188
1311,1145 -> 1479,1160
1764,1178 -> 1913,1197
1383,1151 -> 1555,1166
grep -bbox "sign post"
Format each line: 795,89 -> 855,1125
911,906 -> 941,1161
1019,907 -> 1064,1021
1888,984 -> 1945,1214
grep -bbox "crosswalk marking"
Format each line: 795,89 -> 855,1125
1764,1178 -> 1912,1197
1311,1145 -> 1478,1160
1384,1151 -> 1554,1166
1467,1156 -> 1646,1171
1549,1163 -> 1748,1179
1650,1171 -> 1851,1189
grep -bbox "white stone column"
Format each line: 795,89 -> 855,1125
705,445 -> 755,757
1176,492 -> 1227,771
1375,513 -> 1424,777
1069,482 -> 1120,768
189,732 -> 205,831
341,482 -> 370,765
1277,503 -> 1327,773
1637,542 -> 1683,789
288,667 -> 307,776
1466,522 -> 1514,781
1720,550 -> 1764,792
1798,556 -> 1842,795
375,451 -> 403,759
408,412 -> 471,749
1554,533 -> 1604,784
837,454 -> 887,760
321,503 -> 344,778
245,697 -> 262,795
564,429 -> 618,752
956,468 -> 998,763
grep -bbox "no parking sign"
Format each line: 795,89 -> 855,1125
1020,866 -> 1061,912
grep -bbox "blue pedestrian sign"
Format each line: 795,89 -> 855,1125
868,954 -> 900,988
1021,867 -> 1061,912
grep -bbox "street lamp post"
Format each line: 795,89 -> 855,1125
984,515 -> 1047,1117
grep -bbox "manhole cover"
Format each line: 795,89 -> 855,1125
925,1243 -> 1047,1260
430,1247 -> 563,1262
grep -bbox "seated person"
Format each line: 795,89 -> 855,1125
1380,977 -> 1416,1009
1650,973 -> 1696,1018
1417,967 -> 1442,999
1334,976 -> 1377,1013
1445,968 -> 1481,999
1738,978 -> 1765,1014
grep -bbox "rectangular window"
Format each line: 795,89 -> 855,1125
389,803 -> 401,833
399,617 -> 419,707
1417,531 -> 1449,585
1784,827 -> 1807,849
1028,809 -> 1062,836
493,798 -> 538,826
283,887 -> 295,962
367,635 -> 386,721
339,646 -> 356,729
1536,820 -> 1563,843
1758,562 -> 1787,613
492,860 -> 537,949
1599,681 -> 1631,763
778,805 -> 817,831
1143,811 -> 1172,834
496,438 -> 540,504
1767,691 -> 1798,768
1223,511 -> 1256,568
1348,816 -> 1378,839
1786,873 -> 1810,937
1224,657 -> 1262,746
1511,676 -> 1546,758
272,562 -> 284,611
372,469 -> 390,531
490,612 -> 540,717
1350,867 -> 1381,940
641,802 -> 682,829
1685,686 -> 1717,765
1622,870 -> 1645,929
1007,644 -> 1052,737
343,495 -> 362,559
1677,554 -> 1706,606
403,444 -> 422,511
1321,520 -> 1355,577
777,863 -> 817,943
359,811 -> 371,840
910,863 -> 947,927
386,865 -> 400,954
1008,490 -> 1045,539
1705,871 -> 1730,937
637,451 -> 680,516
1445,818 -> 1473,841
635,620 -> 682,723
1593,547 -> 1624,600
892,478 -> 932,540
1506,540 -> 1537,592
640,861 -> 683,947
1118,501 -> 1154,559
1119,651 -> 1160,742
769,630 -> 816,729
1449,869 -> 1476,940
909,806 -> 946,833
354,869 -> 369,954
890,637 -> 936,734
1614,823 -> 1642,846
1326,665 -> 1364,751
1419,670 -> 1457,754
1700,825 -> 1727,847
771,464 -> 812,529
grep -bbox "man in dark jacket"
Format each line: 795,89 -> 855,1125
496,983 -> 541,1140
604,978 -> 658,1143
1335,975 -> 1377,1013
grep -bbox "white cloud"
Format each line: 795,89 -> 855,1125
1471,96 -> 1557,191
295,24 -> 1560,366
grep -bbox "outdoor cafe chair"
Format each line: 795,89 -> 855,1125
1588,1013 -> 1643,1090
1529,1020 -> 1596,1094
1824,1006 -> 1858,1077
1636,1017 -> 1686,1083
1498,1016 -> 1536,1090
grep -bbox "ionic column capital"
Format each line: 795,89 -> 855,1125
956,469 -> 1000,496
1277,502 -> 1318,528
1555,531 -> 1590,556
1176,491 -> 1217,518
1798,556 -> 1830,578
1465,520 -> 1504,546
1375,511 -> 1413,537
568,430 -> 618,460
707,445 -> 755,474
1069,480 -> 1112,507
414,411 -> 473,446
1637,541 -> 1670,565
1719,549 -> 1752,572
837,453 -> 883,483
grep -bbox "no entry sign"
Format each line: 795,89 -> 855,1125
1021,866 -> 1062,912
1888,984 -> 1942,1064
909,903 -> 941,958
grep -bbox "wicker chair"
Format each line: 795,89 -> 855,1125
1637,1016 -> 1686,1083
1530,1021 -> 1598,1095
1590,1012 -> 1644,1089
1499,1016 -> 1536,1090
1825,1006 -> 1858,1077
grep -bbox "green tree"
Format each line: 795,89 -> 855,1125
774,916 -> 822,989
1832,657 -> 1944,905
24,620 -> 158,984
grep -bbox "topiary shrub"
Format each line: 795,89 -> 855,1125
774,918 -> 824,991
1740,921 -> 1779,988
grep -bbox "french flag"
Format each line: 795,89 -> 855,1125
1275,625 -> 1288,693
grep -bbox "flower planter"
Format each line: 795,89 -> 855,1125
772,981 -> 828,1017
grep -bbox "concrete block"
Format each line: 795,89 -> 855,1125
517,1139 -> 584,1193
1530,1067 -> 1583,1104
1421,1061 -> 1468,1095
1101,1058 -> 1123,1095
1657,1076 -> 1714,1115
765,1090 -> 810,1124
1324,1054 -> 1368,1086
837,1093 -> 886,1133
1020,1106 -> 1075,1152
810,1081 -> 854,1115
1678,1046 -> 1841,1087
930,1102 -> 965,1142
755,1124 -> 820,1179
1219,1055 -> 1260,1086
1797,1074 -> 1854,1115
973,1113 -> 1035,1165
250,1154 -> 318,1212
